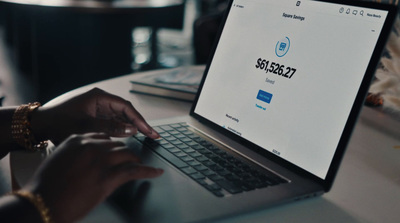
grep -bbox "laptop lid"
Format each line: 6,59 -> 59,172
190,0 -> 397,191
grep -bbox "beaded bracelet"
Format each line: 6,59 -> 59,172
12,190 -> 53,223
11,102 -> 48,151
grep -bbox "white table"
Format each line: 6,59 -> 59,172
10,67 -> 400,223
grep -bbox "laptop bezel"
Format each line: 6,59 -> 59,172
189,0 -> 398,191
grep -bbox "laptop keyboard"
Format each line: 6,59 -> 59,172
133,122 -> 288,197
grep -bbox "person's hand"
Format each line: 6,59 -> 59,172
22,133 -> 164,223
32,88 -> 160,144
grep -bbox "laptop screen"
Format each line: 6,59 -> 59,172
193,0 -> 392,179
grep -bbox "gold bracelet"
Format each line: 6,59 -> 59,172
12,190 -> 54,223
11,102 -> 48,151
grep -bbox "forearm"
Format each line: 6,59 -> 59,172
0,194 -> 43,223
0,107 -> 19,158
30,106 -> 55,143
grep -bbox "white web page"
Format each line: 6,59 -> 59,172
194,0 -> 388,179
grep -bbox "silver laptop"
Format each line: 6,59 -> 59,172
112,0 -> 398,222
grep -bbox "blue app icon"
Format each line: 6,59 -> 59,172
275,37 -> 290,57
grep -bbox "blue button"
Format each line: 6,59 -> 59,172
257,90 -> 273,104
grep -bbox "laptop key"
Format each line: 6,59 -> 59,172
193,165 -> 208,171
162,143 -> 175,150
196,155 -> 208,162
216,169 -> 230,176
190,172 -> 206,180
166,147 -> 181,153
181,147 -> 195,153
174,151 -> 187,157
170,123 -> 181,128
187,160 -> 201,166
217,180 -> 243,194
225,174 -> 241,182
212,191 -> 224,197
195,179 -> 208,186
181,156 -> 194,162
152,146 -> 188,169
202,160 -> 216,167
152,126 -> 164,133
240,183 -> 256,192
202,169 -> 217,176
181,166 -> 197,175
206,183 -> 222,191
160,125 -> 174,131
210,165 -> 224,172
180,137 -> 193,143
188,151 -> 202,158
209,175 -> 224,182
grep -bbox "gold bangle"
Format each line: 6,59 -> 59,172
12,190 -> 54,223
11,102 -> 48,151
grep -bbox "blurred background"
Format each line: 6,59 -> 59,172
0,0 -> 229,195
0,0 -> 232,104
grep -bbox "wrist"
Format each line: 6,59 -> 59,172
30,106 -> 51,142
11,103 -> 48,151
0,193 -> 44,223
10,190 -> 54,223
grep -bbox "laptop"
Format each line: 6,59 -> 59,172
112,0 -> 398,222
